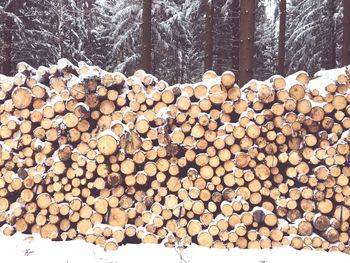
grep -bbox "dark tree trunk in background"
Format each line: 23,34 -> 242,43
239,0 -> 255,86
0,0 -> 21,75
277,0 -> 286,75
57,0 -> 64,59
232,0 -> 240,73
141,0 -> 152,73
329,0 -> 336,69
0,18 -> 14,75
343,0 -> 350,66
82,0 -> 93,59
204,0 -> 213,71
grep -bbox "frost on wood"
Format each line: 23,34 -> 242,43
1,59 -> 350,253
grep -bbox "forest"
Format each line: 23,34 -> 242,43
0,0 -> 349,85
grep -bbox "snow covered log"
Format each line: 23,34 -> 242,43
0,60 -> 350,253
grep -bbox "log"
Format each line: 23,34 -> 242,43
2,59 -> 350,252
97,135 -> 118,155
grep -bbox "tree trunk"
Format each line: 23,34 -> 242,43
277,0 -> 286,75
0,0 -> 21,75
238,0 -> 256,86
57,0 -> 64,59
0,18 -> 13,75
82,0 -> 94,61
141,0 -> 152,73
204,0 -> 213,72
343,0 -> 350,65
327,0 -> 337,69
232,0 -> 240,74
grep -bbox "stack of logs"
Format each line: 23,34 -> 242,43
1,59 -> 350,253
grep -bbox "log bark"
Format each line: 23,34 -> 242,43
343,0 -> 350,65
238,0 -> 256,85
277,0 -> 286,75
0,0 -> 23,75
141,0 -> 152,72
204,0 -> 213,71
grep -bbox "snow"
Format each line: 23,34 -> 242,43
96,128 -> 121,141
66,75 -> 81,89
76,102 -> 90,112
313,66 -> 349,80
0,232 -> 349,263
0,75 -> 14,90
0,141 -> 12,152
284,72 -> 305,91
78,65 -> 102,80
306,65 -> 349,97
57,58 -> 78,72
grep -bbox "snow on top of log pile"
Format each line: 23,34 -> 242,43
308,65 -> 350,96
314,65 -> 350,81
57,58 -> 78,72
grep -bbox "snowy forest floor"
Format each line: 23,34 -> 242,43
1,233 -> 349,263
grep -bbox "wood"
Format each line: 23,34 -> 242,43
97,135 -> 118,155
12,88 -> 32,109
238,0 -> 256,85
221,71 -> 236,88
277,0 -> 286,75
343,0 -> 350,65
204,0 -> 213,71
1,59 -> 350,253
108,208 -> 128,227
0,0 -> 23,75
141,0 -> 152,72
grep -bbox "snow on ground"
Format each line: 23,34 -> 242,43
1,233 -> 349,263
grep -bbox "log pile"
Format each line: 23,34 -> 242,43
1,59 -> 350,253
